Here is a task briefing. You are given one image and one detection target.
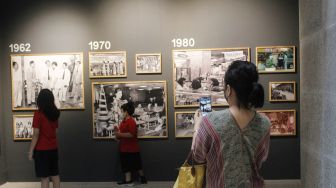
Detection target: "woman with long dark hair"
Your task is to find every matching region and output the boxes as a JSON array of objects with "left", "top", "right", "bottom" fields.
[
  {"left": 28, "top": 89, "right": 61, "bottom": 188},
  {"left": 192, "top": 61, "right": 271, "bottom": 187}
]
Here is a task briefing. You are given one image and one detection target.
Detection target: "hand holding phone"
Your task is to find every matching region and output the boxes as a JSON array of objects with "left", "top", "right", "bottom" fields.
[{"left": 199, "top": 96, "right": 212, "bottom": 116}]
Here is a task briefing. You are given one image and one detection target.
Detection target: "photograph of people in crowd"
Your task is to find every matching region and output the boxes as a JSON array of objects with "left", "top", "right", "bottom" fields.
[
  {"left": 270, "top": 82, "right": 296, "bottom": 102},
  {"left": 11, "top": 54, "right": 84, "bottom": 110},
  {"left": 173, "top": 48, "right": 249, "bottom": 107},
  {"left": 89, "top": 52, "right": 126, "bottom": 78},
  {"left": 92, "top": 81, "right": 167, "bottom": 139}
]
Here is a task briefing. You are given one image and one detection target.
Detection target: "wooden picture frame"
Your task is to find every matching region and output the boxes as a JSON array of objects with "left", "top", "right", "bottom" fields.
[
  {"left": 89, "top": 51, "right": 127, "bottom": 78},
  {"left": 256, "top": 46, "right": 296, "bottom": 73},
  {"left": 258, "top": 109, "right": 296, "bottom": 136},
  {"left": 13, "top": 115, "right": 34, "bottom": 141},
  {"left": 269, "top": 81, "right": 296, "bottom": 102},
  {"left": 92, "top": 81, "right": 168, "bottom": 139},
  {"left": 173, "top": 47, "right": 250, "bottom": 108},
  {"left": 11, "top": 53, "right": 85, "bottom": 111},
  {"left": 175, "top": 111, "right": 195, "bottom": 138},
  {"left": 135, "top": 53, "right": 162, "bottom": 74}
]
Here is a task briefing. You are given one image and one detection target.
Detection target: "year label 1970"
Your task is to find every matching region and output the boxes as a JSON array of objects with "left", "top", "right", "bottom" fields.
[{"left": 88, "top": 41, "right": 112, "bottom": 51}]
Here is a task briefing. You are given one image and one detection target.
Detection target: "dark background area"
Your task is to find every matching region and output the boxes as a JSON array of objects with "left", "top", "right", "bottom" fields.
[{"left": 0, "top": 0, "right": 300, "bottom": 182}]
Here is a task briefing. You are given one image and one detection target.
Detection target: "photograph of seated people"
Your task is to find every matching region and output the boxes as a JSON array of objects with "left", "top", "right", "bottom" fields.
[
  {"left": 93, "top": 83, "right": 167, "bottom": 138},
  {"left": 174, "top": 49, "right": 247, "bottom": 106}
]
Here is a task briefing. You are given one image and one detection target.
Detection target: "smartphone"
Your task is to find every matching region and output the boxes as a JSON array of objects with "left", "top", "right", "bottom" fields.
[{"left": 199, "top": 96, "right": 212, "bottom": 116}]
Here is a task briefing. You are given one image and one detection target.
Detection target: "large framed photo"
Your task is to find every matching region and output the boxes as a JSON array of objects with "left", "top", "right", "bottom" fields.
[
  {"left": 256, "top": 46, "right": 296, "bottom": 73},
  {"left": 136, "top": 53, "right": 162, "bottom": 74},
  {"left": 258, "top": 110, "right": 296, "bottom": 136},
  {"left": 173, "top": 47, "right": 250, "bottom": 108},
  {"left": 269, "top": 81, "right": 296, "bottom": 102},
  {"left": 11, "top": 53, "right": 85, "bottom": 111},
  {"left": 89, "top": 51, "right": 127, "bottom": 78},
  {"left": 92, "top": 81, "right": 168, "bottom": 139},
  {"left": 13, "top": 115, "right": 33, "bottom": 141},
  {"left": 175, "top": 111, "right": 195, "bottom": 138}
]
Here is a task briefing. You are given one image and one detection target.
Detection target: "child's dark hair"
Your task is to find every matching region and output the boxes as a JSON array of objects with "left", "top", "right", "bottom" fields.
[
  {"left": 121, "top": 101, "right": 135, "bottom": 116},
  {"left": 224, "top": 60, "right": 264, "bottom": 109},
  {"left": 37, "top": 89, "right": 60, "bottom": 121}
]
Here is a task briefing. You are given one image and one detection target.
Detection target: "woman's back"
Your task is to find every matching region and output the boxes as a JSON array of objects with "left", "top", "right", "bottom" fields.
[{"left": 193, "top": 109, "right": 271, "bottom": 187}]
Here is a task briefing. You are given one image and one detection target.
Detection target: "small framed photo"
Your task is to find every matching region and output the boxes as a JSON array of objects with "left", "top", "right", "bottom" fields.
[
  {"left": 135, "top": 53, "right": 162, "bottom": 74},
  {"left": 175, "top": 111, "right": 195, "bottom": 138},
  {"left": 89, "top": 51, "right": 127, "bottom": 78},
  {"left": 269, "top": 81, "right": 296, "bottom": 102},
  {"left": 13, "top": 115, "right": 34, "bottom": 141},
  {"left": 258, "top": 110, "right": 296, "bottom": 136},
  {"left": 256, "top": 46, "right": 296, "bottom": 73}
]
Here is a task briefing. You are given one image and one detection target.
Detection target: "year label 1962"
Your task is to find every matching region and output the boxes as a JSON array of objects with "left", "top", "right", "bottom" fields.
[
  {"left": 88, "top": 41, "right": 111, "bottom": 51},
  {"left": 171, "top": 38, "right": 195, "bottom": 48},
  {"left": 9, "top": 43, "right": 31, "bottom": 53}
]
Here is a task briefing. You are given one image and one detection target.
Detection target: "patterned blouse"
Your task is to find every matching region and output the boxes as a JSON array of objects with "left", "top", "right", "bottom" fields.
[{"left": 192, "top": 110, "right": 271, "bottom": 188}]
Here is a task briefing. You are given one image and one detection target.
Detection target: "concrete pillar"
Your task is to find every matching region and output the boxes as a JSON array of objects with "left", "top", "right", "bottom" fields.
[{"left": 300, "top": 0, "right": 336, "bottom": 187}]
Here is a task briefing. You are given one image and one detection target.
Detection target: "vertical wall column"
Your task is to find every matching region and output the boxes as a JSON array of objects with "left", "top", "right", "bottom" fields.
[{"left": 300, "top": 0, "right": 336, "bottom": 187}]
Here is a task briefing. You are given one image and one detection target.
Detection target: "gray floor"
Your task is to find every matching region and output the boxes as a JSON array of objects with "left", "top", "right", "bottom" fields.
[{"left": 0, "top": 180, "right": 301, "bottom": 188}]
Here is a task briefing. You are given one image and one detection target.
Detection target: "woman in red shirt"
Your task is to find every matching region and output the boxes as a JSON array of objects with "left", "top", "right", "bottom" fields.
[
  {"left": 114, "top": 102, "right": 147, "bottom": 186},
  {"left": 28, "top": 89, "right": 60, "bottom": 188}
]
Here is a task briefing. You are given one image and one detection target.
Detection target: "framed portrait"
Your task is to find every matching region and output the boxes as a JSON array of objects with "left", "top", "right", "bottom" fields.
[
  {"left": 13, "top": 115, "right": 34, "bottom": 141},
  {"left": 256, "top": 46, "right": 296, "bottom": 73},
  {"left": 89, "top": 51, "right": 127, "bottom": 78},
  {"left": 11, "top": 53, "right": 85, "bottom": 111},
  {"left": 258, "top": 109, "right": 296, "bottom": 136},
  {"left": 175, "top": 111, "right": 195, "bottom": 138},
  {"left": 92, "top": 81, "right": 168, "bottom": 139},
  {"left": 269, "top": 81, "right": 296, "bottom": 102},
  {"left": 173, "top": 47, "right": 250, "bottom": 108},
  {"left": 135, "top": 53, "right": 162, "bottom": 74}
]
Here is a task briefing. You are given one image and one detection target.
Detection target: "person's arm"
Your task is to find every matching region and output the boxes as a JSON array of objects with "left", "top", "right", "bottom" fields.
[
  {"left": 192, "top": 116, "right": 213, "bottom": 163},
  {"left": 28, "top": 128, "right": 39, "bottom": 160},
  {"left": 255, "top": 128, "right": 271, "bottom": 169}
]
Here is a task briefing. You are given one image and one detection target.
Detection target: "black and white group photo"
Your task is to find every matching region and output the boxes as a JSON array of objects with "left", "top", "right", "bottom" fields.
[
  {"left": 175, "top": 112, "right": 195, "bottom": 138},
  {"left": 270, "top": 82, "right": 296, "bottom": 102},
  {"left": 11, "top": 53, "right": 85, "bottom": 110},
  {"left": 135, "top": 53, "right": 162, "bottom": 74},
  {"left": 89, "top": 52, "right": 127, "bottom": 78},
  {"left": 13, "top": 115, "right": 33, "bottom": 141},
  {"left": 173, "top": 48, "right": 250, "bottom": 107},
  {"left": 92, "top": 81, "right": 167, "bottom": 139}
]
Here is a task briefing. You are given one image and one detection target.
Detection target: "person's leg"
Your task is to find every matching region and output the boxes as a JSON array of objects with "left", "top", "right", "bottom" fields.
[
  {"left": 41, "top": 177, "right": 49, "bottom": 188},
  {"left": 51, "top": 175, "right": 60, "bottom": 188},
  {"left": 125, "top": 172, "right": 132, "bottom": 182}
]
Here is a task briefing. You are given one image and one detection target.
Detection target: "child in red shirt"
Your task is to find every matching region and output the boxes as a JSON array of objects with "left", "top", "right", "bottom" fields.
[
  {"left": 115, "top": 102, "right": 147, "bottom": 186},
  {"left": 28, "top": 89, "right": 60, "bottom": 188}
]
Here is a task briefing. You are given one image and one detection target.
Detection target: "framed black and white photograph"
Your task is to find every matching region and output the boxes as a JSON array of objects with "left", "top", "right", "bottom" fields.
[
  {"left": 175, "top": 111, "right": 195, "bottom": 138},
  {"left": 92, "top": 81, "right": 168, "bottom": 139},
  {"left": 89, "top": 51, "right": 127, "bottom": 78},
  {"left": 13, "top": 115, "right": 33, "bottom": 141},
  {"left": 269, "top": 81, "right": 296, "bottom": 102},
  {"left": 11, "top": 53, "right": 85, "bottom": 111},
  {"left": 173, "top": 47, "right": 250, "bottom": 108},
  {"left": 135, "top": 53, "right": 162, "bottom": 74},
  {"left": 256, "top": 46, "right": 296, "bottom": 73}
]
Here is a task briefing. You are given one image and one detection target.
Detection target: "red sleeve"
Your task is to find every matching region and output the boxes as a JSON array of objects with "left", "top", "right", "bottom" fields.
[
  {"left": 32, "top": 111, "right": 41, "bottom": 129},
  {"left": 127, "top": 119, "right": 137, "bottom": 138},
  {"left": 192, "top": 117, "right": 213, "bottom": 163}
]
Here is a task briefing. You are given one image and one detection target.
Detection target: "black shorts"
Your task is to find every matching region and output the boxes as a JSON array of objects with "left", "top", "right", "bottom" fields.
[
  {"left": 120, "top": 152, "right": 143, "bottom": 173},
  {"left": 33, "top": 149, "right": 59, "bottom": 178}
]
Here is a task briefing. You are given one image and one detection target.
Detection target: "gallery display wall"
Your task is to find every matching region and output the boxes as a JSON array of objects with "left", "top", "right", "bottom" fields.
[{"left": 0, "top": 0, "right": 300, "bottom": 181}]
